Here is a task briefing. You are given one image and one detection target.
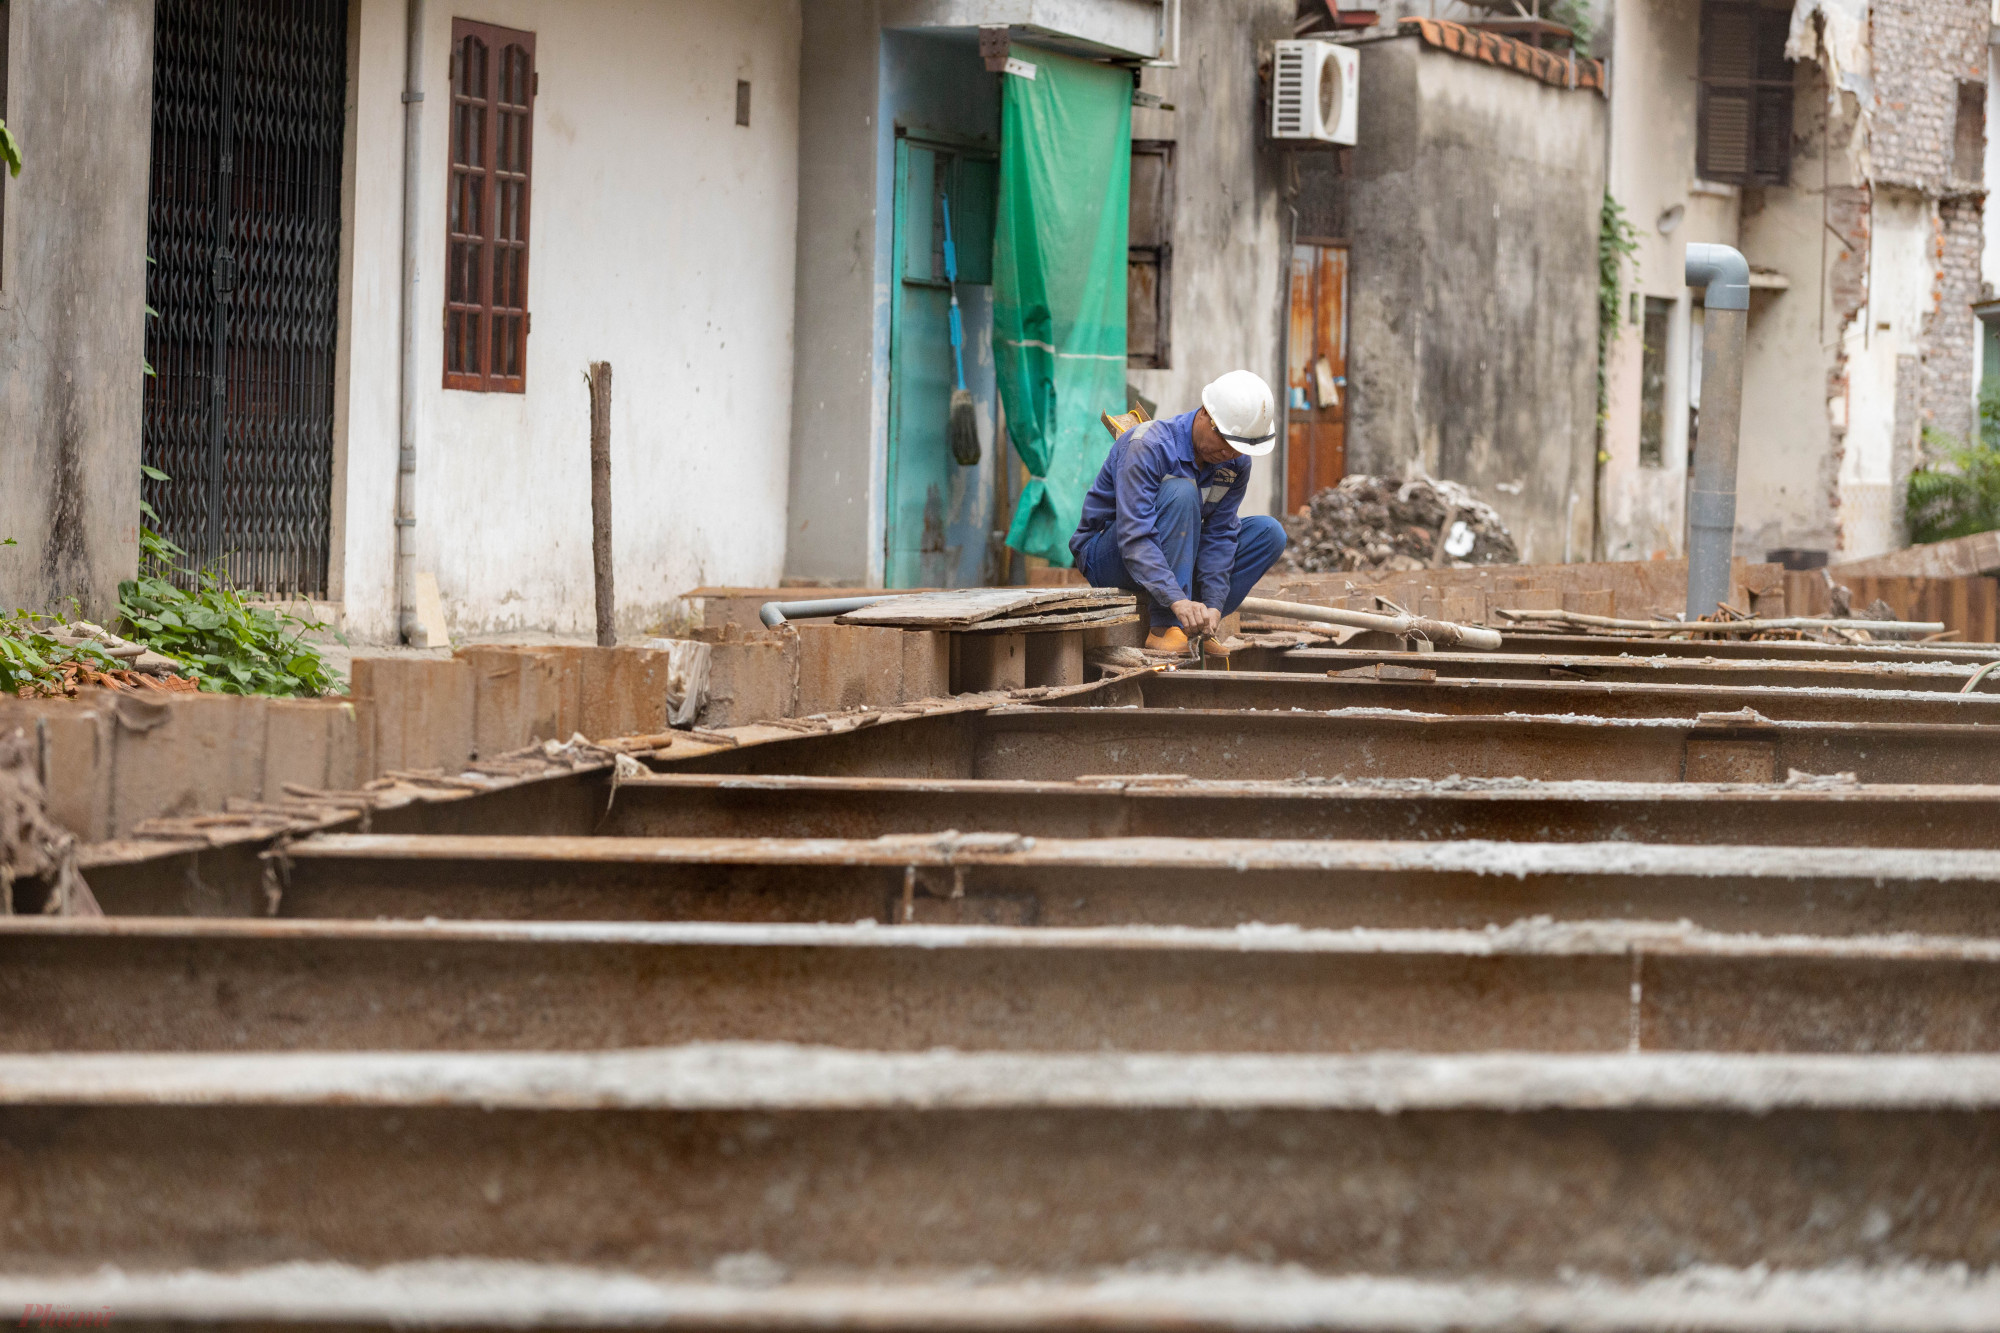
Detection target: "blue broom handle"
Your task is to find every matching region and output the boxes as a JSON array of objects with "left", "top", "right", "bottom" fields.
[
  {"left": 941, "top": 193, "right": 960, "bottom": 283},
  {"left": 942, "top": 194, "right": 967, "bottom": 392}
]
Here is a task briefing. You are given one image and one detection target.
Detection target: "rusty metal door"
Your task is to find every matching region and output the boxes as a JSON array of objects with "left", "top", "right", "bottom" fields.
[{"left": 1285, "top": 243, "right": 1347, "bottom": 512}]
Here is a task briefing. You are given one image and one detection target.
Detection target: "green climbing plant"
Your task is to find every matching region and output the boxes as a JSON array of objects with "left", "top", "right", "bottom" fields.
[
  {"left": 0, "top": 117, "right": 20, "bottom": 178},
  {"left": 1595, "top": 191, "right": 1640, "bottom": 438},
  {"left": 1906, "top": 386, "right": 2000, "bottom": 545}
]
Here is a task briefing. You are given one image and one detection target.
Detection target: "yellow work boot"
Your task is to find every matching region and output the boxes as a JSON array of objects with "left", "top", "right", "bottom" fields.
[{"left": 1145, "top": 626, "right": 1189, "bottom": 652}]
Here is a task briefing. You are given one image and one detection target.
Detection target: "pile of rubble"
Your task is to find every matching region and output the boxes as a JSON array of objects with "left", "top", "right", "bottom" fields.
[{"left": 1277, "top": 475, "right": 1519, "bottom": 575}]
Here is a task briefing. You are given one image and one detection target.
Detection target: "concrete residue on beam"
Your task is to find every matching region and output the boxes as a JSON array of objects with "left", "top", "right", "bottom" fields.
[{"left": 9, "top": 1044, "right": 2000, "bottom": 1109}]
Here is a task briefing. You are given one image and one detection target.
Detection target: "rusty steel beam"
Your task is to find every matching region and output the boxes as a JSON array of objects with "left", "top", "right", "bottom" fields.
[
  {"left": 254, "top": 834, "right": 2000, "bottom": 937},
  {"left": 1230, "top": 647, "right": 1995, "bottom": 693},
  {"left": 602, "top": 773, "right": 2000, "bottom": 849},
  {"left": 4, "top": 1047, "right": 2000, "bottom": 1277},
  {"left": 1120, "top": 670, "right": 2000, "bottom": 725},
  {"left": 669, "top": 704, "right": 2000, "bottom": 786},
  {"left": 5, "top": 918, "right": 2000, "bottom": 1056}
]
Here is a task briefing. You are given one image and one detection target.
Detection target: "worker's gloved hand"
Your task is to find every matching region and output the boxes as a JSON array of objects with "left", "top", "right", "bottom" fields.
[{"left": 1171, "top": 600, "right": 1221, "bottom": 637}]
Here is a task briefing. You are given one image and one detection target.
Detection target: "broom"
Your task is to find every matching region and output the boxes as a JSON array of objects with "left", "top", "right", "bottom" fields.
[{"left": 941, "top": 194, "right": 980, "bottom": 467}]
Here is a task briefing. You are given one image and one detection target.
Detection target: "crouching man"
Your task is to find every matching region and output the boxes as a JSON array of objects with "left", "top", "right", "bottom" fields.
[{"left": 1070, "top": 370, "right": 1289, "bottom": 651}]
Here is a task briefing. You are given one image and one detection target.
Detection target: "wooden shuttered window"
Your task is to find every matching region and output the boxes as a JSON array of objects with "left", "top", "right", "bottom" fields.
[
  {"left": 1128, "top": 141, "right": 1174, "bottom": 370},
  {"left": 445, "top": 18, "right": 535, "bottom": 392},
  {"left": 1696, "top": 0, "right": 1794, "bottom": 186}
]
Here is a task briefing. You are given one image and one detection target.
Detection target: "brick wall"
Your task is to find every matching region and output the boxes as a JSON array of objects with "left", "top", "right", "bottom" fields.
[
  {"left": 1868, "top": 0, "right": 1988, "bottom": 191},
  {"left": 1870, "top": 0, "right": 1987, "bottom": 459},
  {"left": 1923, "top": 194, "right": 1985, "bottom": 443}
]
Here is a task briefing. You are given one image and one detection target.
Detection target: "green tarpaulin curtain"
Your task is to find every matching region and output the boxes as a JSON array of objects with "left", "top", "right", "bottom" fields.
[{"left": 993, "top": 43, "right": 1132, "bottom": 567}]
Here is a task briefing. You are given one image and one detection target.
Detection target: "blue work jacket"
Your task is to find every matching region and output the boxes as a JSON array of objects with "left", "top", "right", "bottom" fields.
[{"left": 1069, "top": 409, "right": 1250, "bottom": 611}]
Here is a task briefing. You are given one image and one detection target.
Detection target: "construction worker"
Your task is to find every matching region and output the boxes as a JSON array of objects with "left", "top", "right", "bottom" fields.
[{"left": 1071, "top": 370, "right": 1288, "bottom": 651}]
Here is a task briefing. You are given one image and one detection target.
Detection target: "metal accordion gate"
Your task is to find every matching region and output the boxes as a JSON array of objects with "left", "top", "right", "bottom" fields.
[{"left": 143, "top": 0, "right": 348, "bottom": 597}]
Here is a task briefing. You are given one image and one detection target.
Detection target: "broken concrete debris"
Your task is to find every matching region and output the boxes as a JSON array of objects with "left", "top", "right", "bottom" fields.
[{"left": 1277, "top": 475, "right": 1520, "bottom": 575}]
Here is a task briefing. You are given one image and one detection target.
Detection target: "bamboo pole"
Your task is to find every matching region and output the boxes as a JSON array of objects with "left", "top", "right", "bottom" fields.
[
  {"left": 588, "top": 362, "right": 615, "bottom": 648},
  {"left": 1495, "top": 608, "right": 1945, "bottom": 637},
  {"left": 1238, "top": 597, "right": 1504, "bottom": 651}
]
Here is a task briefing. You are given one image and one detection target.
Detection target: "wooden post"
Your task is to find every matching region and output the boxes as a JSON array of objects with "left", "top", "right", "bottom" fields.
[{"left": 588, "top": 362, "right": 615, "bottom": 647}]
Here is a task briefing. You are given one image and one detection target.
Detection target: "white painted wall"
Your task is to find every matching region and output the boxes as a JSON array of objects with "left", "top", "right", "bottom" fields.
[{"left": 340, "top": 0, "right": 802, "bottom": 642}]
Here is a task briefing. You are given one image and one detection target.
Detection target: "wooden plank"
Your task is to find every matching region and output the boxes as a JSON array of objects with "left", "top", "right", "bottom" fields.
[
  {"left": 839, "top": 588, "right": 1046, "bottom": 625},
  {"left": 961, "top": 609, "right": 1141, "bottom": 634},
  {"left": 1830, "top": 531, "right": 2000, "bottom": 580},
  {"left": 838, "top": 588, "right": 1123, "bottom": 628}
]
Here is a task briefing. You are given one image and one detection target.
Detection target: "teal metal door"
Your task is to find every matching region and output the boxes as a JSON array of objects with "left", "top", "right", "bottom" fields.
[{"left": 887, "top": 136, "right": 998, "bottom": 588}]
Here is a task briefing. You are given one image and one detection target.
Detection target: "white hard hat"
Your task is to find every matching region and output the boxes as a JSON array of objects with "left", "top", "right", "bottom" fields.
[{"left": 1200, "top": 370, "right": 1277, "bottom": 457}]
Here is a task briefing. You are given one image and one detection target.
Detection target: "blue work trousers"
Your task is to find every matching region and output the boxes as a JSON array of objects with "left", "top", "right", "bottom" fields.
[{"left": 1079, "top": 478, "right": 1288, "bottom": 630}]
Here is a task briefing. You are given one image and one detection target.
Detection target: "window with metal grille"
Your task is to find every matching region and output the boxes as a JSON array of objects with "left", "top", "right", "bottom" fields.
[
  {"left": 1128, "top": 140, "right": 1174, "bottom": 370},
  {"left": 1696, "top": 0, "right": 1793, "bottom": 186},
  {"left": 445, "top": 18, "right": 534, "bottom": 392}
]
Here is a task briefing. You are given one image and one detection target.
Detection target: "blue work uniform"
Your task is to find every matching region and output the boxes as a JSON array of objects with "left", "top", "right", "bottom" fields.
[{"left": 1070, "top": 410, "right": 1288, "bottom": 630}]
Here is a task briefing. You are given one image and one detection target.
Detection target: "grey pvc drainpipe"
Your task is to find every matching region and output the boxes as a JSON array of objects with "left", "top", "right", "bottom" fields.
[
  {"left": 395, "top": 0, "right": 426, "bottom": 644},
  {"left": 759, "top": 595, "right": 899, "bottom": 628},
  {"left": 1683, "top": 243, "right": 1750, "bottom": 622}
]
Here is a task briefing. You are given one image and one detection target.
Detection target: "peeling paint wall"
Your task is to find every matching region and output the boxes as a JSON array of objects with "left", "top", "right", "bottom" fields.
[
  {"left": 0, "top": 0, "right": 152, "bottom": 618},
  {"left": 1733, "top": 57, "right": 1848, "bottom": 562},
  {"left": 784, "top": 0, "right": 885, "bottom": 587},
  {"left": 339, "top": 0, "right": 803, "bottom": 642},
  {"left": 1343, "top": 38, "right": 1607, "bottom": 565}
]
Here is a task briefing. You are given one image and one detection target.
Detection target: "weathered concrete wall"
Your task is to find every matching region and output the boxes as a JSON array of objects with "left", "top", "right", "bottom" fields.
[
  {"left": 0, "top": 0, "right": 152, "bottom": 618},
  {"left": 1126, "top": 0, "right": 1291, "bottom": 524},
  {"left": 339, "top": 0, "right": 803, "bottom": 643},
  {"left": 1344, "top": 38, "right": 1606, "bottom": 564},
  {"left": 784, "top": 0, "right": 885, "bottom": 587},
  {"left": 1733, "top": 57, "right": 1847, "bottom": 563}
]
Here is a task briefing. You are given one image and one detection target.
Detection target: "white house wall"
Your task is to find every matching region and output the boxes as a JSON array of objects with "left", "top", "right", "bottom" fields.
[{"left": 340, "top": 0, "right": 801, "bottom": 643}]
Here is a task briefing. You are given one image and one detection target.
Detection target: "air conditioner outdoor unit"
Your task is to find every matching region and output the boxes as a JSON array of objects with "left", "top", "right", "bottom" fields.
[{"left": 1271, "top": 39, "right": 1358, "bottom": 145}]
